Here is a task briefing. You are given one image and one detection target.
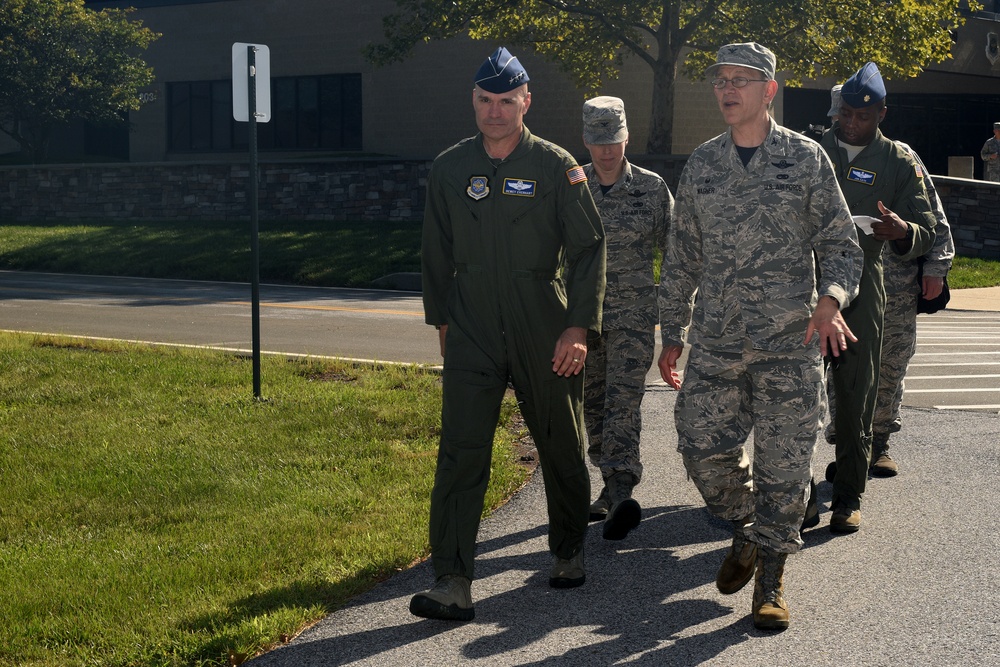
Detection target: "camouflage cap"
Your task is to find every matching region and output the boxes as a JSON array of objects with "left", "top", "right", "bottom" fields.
[
  {"left": 474, "top": 46, "right": 529, "bottom": 94},
  {"left": 582, "top": 96, "right": 628, "bottom": 144},
  {"left": 827, "top": 84, "right": 843, "bottom": 117},
  {"left": 994, "top": 121, "right": 1000, "bottom": 130},
  {"left": 705, "top": 42, "right": 776, "bottom": 80},
  {"left": 841, "top": 62, "right": 885, "bottom": 108}
]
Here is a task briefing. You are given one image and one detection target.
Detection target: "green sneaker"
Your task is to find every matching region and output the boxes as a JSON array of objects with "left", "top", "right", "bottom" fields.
[
  {"left": 870, "top": 435, "right": 898, "bottom": 477},
  {"left": 830, "top": 504, "right": 861, "bottom": 534},
  {"left": 409, "top": 574, "right": 474, "bottom": 621},
  {"left": 549, "top": 550, "right": 585, "bottom": 589}
]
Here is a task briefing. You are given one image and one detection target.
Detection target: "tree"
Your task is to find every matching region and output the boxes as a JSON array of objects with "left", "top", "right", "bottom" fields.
[
  {"left": 0, "top": 0, "right": 159, "bottom": 161},
  {"left": 365, "top": 0, "right": 973, "bottom": 153}
]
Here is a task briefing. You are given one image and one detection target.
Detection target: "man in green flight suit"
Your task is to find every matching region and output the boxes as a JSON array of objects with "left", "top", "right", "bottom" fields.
[
  {"left": 410, "top": 47, "right": 607, "bottom": 622},
  {"left": 819, "top": 62, "right": 936, "bottom": 533}
]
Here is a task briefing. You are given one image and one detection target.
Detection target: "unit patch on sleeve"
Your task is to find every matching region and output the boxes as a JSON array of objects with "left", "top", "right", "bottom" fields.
[
  {"left": 566, "top": 165, "right": 587, "bottom": 185},
  {"left": 502, "top": 178, "right": 536, "bottom": 197},
  {"left": 847, "top": 167, "right": 876, "bottom": 186},
  {"left": 467, "top": 176, "right": 490, "bottom": 200}
]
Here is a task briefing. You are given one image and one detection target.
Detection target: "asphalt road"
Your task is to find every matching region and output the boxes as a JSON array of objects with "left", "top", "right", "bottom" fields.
[
  {"left": 3, "top": 270, "right": 999, "bottom": 411},
  {"left": 0, "top": 270, "right": 438, "bottom": 365},
  {"left": 3, "top": 270, "right": 999, "bottom": 665}
]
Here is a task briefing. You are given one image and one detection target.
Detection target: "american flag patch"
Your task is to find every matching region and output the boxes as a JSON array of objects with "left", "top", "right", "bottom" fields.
[
  {"left": 914, "top": 163, "right": 924, "bottom": 179},
  {"left": 566, "top": 165, "right": 587, "bottom": 185}
]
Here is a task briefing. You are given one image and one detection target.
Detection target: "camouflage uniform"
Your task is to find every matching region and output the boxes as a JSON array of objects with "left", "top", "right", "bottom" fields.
[
  {"left": 981, "top": 135, "right": 1000, "bottom": 183},
  {"left": 660, "top": 119, "right": 862, "bottom": 553},
  {"left": 583, "top": 159, "right": 673, "bottom": 484},
  {"left": 874, "top": 146, "right": 954, "bottom": 441}
]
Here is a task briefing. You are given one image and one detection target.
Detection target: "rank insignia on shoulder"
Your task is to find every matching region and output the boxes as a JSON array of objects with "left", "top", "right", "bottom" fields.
[
  {"left": 847, "top": 167, "right": 876, "bottom": 186},
  {"left": 503, "top": 178, "right": 536, "bottom": 197},
  {"left": 566, "top": 165, "right": 587, "bottom": 185},
  {"left": 467, "top": 176, "right": 490, "bottom": 200}
]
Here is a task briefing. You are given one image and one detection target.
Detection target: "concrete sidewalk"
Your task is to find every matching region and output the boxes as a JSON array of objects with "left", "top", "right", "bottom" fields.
[{"left": 947, "top": 285, "right": 1000, "bottom": 311}]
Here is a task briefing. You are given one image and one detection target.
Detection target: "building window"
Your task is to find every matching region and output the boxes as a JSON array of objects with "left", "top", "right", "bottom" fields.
[{"left": 167, "top": 74, "right": 362, "bottom": 152}]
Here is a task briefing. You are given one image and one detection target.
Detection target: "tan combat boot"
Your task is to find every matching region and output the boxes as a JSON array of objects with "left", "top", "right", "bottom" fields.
[
  {"left": 716, "top": 518, "right": 757, "bottom": 594},
  {"left": 752, "top": 551, "right": 789, "bottom": 631}
]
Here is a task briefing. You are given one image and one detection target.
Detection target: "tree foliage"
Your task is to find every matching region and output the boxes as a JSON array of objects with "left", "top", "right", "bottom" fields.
[
  {"left": 0, "top": 0, "right": 159, "bottom": 161},
  {"left": 365, "top": 0, "right": 973, "bottom": 152}
]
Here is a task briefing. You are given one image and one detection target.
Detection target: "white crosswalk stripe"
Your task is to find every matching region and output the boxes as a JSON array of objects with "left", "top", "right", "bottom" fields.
[{"left": 910, "top": 311, "right": 1000, "bottom": 412}]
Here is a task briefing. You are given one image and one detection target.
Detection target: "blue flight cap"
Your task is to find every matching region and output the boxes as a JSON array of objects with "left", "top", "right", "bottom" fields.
[
  {"left": 841, "top": 62, "right": 886, "bottom": 108},
  {"left": 474, "top": 46, "right": 530, "bottom": 94}
]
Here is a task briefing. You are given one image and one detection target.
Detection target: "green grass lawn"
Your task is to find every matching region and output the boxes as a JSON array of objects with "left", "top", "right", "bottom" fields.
[
  {"left": 948, "top": 256, "right": 1000, "bottom": 289},
  {"left": 0, "top": 333, "right": 527, "bottom": 666},
  {"left": 0, "top": 220, "right": 421, "bottom": 288},
  {"left": 2, "top": 219, "right": 998, "bottom": 289}
]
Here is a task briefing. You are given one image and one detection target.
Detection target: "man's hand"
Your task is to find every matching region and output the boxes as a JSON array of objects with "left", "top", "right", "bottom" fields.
[
  {"left": 657, "top": 345, "right": 684, "bottom": 390},
  {"left": 437, "top": 324, "right": 448, "bottom": 358},
  {"left": 805, "top": 295, "right": 857, "bottom": 357},
  {"left": 922, "top": 275, "right": 944, "bottom": 301},
  {"left": 871, "top": 200, "right": 909, "bottom": 242},
  {"left": 552, "top": 326, "right": 588, "bottom": 377}
]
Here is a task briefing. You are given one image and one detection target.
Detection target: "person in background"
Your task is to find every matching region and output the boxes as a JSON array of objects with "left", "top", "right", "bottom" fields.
[
  {"left": 980, "top": 121, "right": 1000, "bottom": 182},
  {"left": 579, "top": 95, "right": 674, "bottom": 541},
  {"left": 823, "top": 83, "right": 954, "bottom": 480},
  {"left": 658, "top": 42, "right": 861, "bottom": 631},
  {"left": 871, "top": 145, "right": 955, "bottom": 475},
  {"left": 818, "top": 63, "right": 936, "bottom": 534},
  {"left": 412, "top": 46, "right": 606, "bottom": 622}
]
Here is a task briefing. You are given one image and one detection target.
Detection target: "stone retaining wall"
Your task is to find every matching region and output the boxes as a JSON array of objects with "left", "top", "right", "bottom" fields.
[
  {"left": 1, "top": 159, "right": 997, "bottom": 260},
  {"left": 0, "top": 159, "right": 432, "bottom": 222},
  {"left": 933, "top": 176, "right": 1000, "bottom": 260}
]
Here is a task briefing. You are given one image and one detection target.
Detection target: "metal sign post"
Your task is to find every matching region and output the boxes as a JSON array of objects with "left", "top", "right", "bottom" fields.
[{"left": 232, "top": 42, "right": 270, "bottom": 399}]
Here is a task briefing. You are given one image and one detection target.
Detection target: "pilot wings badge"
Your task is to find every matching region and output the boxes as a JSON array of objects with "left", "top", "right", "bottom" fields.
[{"left": 467, "top": 176, "right": 490, "bottom": 201}]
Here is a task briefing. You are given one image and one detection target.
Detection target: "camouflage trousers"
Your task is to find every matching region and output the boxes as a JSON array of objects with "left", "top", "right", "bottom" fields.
[
  {"left": 583, "top": 328, "right": 655, "bottom": 483},
  {"left": 875, "top": 249, "right": 921, "bottom": 437},
  {"left": 675, "top": 342, "right": 823, "bottom": 553}
]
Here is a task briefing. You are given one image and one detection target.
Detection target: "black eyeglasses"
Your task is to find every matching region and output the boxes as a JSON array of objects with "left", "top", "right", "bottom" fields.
[{"left": 710, "top": 77, "right": 769, "bottom": 89}]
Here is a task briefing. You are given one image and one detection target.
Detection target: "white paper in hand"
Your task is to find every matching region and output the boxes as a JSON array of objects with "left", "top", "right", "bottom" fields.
[{"left": 852, "top": 215, "right": 880, "bottom": 236}]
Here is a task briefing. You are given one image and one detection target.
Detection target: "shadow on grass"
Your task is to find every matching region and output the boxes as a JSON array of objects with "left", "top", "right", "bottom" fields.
[{"left": 0, "top": 220, "right": 422, "bottom": 288}]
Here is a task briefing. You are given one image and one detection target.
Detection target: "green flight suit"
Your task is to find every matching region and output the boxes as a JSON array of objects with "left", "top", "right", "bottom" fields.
[
  {"left": 422, "top": 126, "right": 606, "bottom": 580},
  {"left": 820, "top": 127, "right": 936, "bottom": 511}
]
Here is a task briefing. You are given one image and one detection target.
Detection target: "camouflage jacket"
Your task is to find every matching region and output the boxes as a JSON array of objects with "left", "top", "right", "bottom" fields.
[
  {"left": 981, "top": 136, "right": 1000, "bottom": 182},
  {"left": 895, "top": 142, "right": 954, "bottom": 277},
  {"left": 585, "top": 159, "right": 673, "bottom": 331},
  {"left": 659, "top": 119, "right": 862, "bottom": 352}
]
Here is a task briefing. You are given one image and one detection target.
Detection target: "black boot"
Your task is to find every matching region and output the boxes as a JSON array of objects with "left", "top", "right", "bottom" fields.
[{"left": 602, "top": 472, "right": 641, "bottom": 540}]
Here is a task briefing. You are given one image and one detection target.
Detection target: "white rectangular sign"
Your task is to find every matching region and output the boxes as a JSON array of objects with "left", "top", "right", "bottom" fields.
[{"left": 232, "top": 42, "right": 271, "bottom": 122}]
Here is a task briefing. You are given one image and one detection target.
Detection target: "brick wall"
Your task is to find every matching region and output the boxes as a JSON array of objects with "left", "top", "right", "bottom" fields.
[{"left": 0, "top": 156, "right": 686, "bottom": 224}]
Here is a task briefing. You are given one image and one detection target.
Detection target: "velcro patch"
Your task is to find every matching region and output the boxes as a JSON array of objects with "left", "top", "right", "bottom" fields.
[
  {"left": 566, "top": 166, "right": 587, "bottom": 185},
  {"left": 503, "top": 178, "right": 536, "bottom": 197},
  {"left": 847, "top": 167, "right": 876, "bottom": 186}
]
